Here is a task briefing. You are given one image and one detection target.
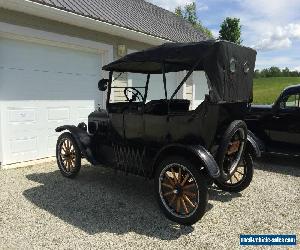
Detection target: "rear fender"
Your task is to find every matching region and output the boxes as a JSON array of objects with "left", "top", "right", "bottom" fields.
[
  {"left": 152, "top": 144, "right": 220, "bottom": 179},
  {"left": 247, "top": 130, "right": 264, "bottom": 159},
  {"left": 55, "top": 125, "right": 97, "bottom": 165}
]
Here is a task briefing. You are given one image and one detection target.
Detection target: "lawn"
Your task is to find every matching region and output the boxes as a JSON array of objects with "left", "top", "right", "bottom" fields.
[{"left": 253, "top": 77, "right": 300, "bottom": 104}]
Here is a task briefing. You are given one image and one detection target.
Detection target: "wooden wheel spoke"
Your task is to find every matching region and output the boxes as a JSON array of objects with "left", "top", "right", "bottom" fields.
[
  {"left": 236, "top": 170, "right": 244, "bottom": 175},
  {"left": 65, "top": 160, "right": 70, "bottom": 171},
  {"left": 171, "top": 168, "right": 178, "bottom": 184},
  {"left": 181, "top": 197, "right": 189, "bottom": 214},
  {"left": 162, "top": 182, "right": 174, "bottom": 189},
  {"left": 233, "top": 173, "right": 240, "bottom": 182},
  {"left": 176, "top": 197, "right": 181, "bottom": 213},
  {"left": 181, "top": 173, "right": 190, "bottom": 186},
  {"left": 67, "top": 140, "right": 72, "bottom": 150},
  {"left": 183, "top": 190, "right": 197, "bottom": 198},
  {"left": 65, "top": 140, "right": 69, "bottom": 150},
  {"left": 163, "top": 191, "right": 174, "bottom": 197},
  {"left": 178, "top": 167, "right": 182, "bottom": 184},
  {"left": 183, "top": 194, "right": 195, "bottom": 208},
  {"left": 183, "top": 182, "right": 196, "bottom": 190},
  {"left": 165, "top": 173, "right": 175, "bottom": 187},
  {"left": 169, "top": 195, "right": 177, "bottom": 206},
  {"left": 68, "top": 160, "right": 72, "bottom": 169}
]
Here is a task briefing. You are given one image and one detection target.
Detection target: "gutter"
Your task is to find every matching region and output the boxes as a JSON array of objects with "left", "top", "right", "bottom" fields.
[{"left": 0, "top": 0, "right": 171, "bottom": 46}]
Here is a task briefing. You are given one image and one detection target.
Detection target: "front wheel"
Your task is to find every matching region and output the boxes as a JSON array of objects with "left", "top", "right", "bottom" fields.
[
  {"left": 214, "top": 151, "right": 253, "bottom": 192},
  {"left": 155, "top": 156, "right": 208, "bottom": 225},
  {"left": 56, "top": 132, "right": 81, "bottom": 178}
]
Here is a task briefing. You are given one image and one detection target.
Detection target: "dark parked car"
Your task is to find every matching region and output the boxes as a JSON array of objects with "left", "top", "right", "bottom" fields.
[
  {"left": 55, "top": 40, "right": 259, "bottom": 225},
  {"left": 246, "top": 84, "right": 300, "bottom": 157}
]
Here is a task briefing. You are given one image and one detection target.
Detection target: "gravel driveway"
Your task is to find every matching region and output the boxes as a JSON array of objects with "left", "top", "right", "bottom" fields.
[{"left": 0, "top": 157, "right": 299, "bottom": 250}]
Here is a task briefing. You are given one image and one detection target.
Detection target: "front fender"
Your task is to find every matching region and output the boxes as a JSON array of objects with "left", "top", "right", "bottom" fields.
[
  {"left": 247, "top": 130, "right": 264, "bottom": 159},
  {"left": 153, "top": 144, "right": 220, "bottom": 179},
  {"left": 56, "top": 125, "right": 97, "bottom": 165}
]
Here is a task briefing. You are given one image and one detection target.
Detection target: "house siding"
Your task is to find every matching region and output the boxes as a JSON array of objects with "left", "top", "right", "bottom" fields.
[{"left": 0, "top": 8, "right": 152, "bottom": 60}]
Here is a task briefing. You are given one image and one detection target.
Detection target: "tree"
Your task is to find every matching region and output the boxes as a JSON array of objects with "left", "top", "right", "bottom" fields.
[
  {"left": 253, "top": 66, "right": 300, "bottom": 78},
  {"left": 268, "top": 66, "right": 282, "bottom": 77},
  {"left": 254, "top": 69, "right": 260, "bottom": 78},
  {"left": 175, "top": 7, "right": 183, "bottom": 17},
  {"left": 175, "top": 2, "right": 213, "bottom": 38},
  {"left": 219, "top": 17, "right": 242, "bottom": 44},
  {"left": 282, "top": 67, "right": 290, "bottom": 77}
]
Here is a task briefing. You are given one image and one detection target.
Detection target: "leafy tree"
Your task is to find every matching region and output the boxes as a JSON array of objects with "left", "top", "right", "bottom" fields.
[
  {"left": 254, "top": 67, "right": 300, "bottom": 78},
  {"left": 175, "top": 2, "right": 213, "bottom": 38},
  {"left": 282, "top": 67, "right": 290, "bottom": 77},
  {"left": 268, "top": 66, "right": 282, "bottom": 77},
  {"left": 254, "top": 69, "right": 260, "bottom": 78},
  {"left": 219, "top": 17, "right": 242, "bottom": 44},
  {"left": 175, "top": 7, "right": 183, "bottom": 17}
]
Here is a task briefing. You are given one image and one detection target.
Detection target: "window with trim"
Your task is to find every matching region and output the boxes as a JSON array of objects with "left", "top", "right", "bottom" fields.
[{"left": 280, "top": 94, "right": 300, "bottom": 109}]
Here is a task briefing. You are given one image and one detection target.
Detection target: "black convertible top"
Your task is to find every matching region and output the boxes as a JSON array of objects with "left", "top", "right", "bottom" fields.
[{"left": 103, "top": 40, "right": 257, "bottom": 103}]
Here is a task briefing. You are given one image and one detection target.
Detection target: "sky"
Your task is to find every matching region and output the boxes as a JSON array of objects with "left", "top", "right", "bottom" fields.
[{"left": 147, "top": 0, "right": 300, "bottom": 70}]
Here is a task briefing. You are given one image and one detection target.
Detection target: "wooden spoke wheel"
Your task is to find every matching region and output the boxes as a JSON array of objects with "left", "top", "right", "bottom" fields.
[
  {"left": 56, "top": 132, "right": 81, "bottom": 178},
  {"left": 223, "top": 128, "right": 246, "bottom": 176},
  {"left": 217, "top": 120, "right": 247, "bottom": 181},
  {"left": 214, "top": 151, "right": 253, "bottom": 193},
  {"left": 155, "top": 156, "right": 208, "bottom": 225}
]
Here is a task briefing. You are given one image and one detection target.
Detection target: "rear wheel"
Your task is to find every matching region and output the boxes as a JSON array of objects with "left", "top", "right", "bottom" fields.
[
  {"left": 56, "top": 132, "right": 81, "bottom": 178},
  {"left": 214, "top": 151, "right": 253, "bottom": 192},
  {"left": 155, "top": 156, "right": 208, "bottom": 225},
  {"left": 217, "top": 120, "right": 247, "bottom": 181}
]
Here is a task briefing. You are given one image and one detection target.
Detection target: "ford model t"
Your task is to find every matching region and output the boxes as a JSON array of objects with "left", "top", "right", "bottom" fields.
[{"left": 55, "top": 40, "right": 259, "bottom": 225}]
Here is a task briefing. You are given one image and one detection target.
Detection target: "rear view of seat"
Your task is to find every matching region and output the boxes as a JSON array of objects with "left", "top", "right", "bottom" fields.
[{"left": 144, "top": 99, "right": 190, "bottom": 115}]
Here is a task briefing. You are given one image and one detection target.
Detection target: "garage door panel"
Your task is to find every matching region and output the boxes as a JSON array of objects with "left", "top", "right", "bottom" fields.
[
  {"left": 10, "top": 137, "right": 38, "bottom": 155},
  {"left": 0, "top": 38, "right": 102, "bottom": 165},
  {"left": 8, "top": 108, "right": 37, "bottom": 123},
  {"left": 0, "top": 69, "right": 100, "bottom": 101},
  {"left": 0, "top": 38, "right": 100, "bottom": 75},
  {"left": 47, "top": 135, "right": 58, "bottom": 155},
  {"left": 47, "top": 107, "right": 70, "bottom": 122},
  {"left": 2, "top": 101, "right": 97, "bottom": 164}
]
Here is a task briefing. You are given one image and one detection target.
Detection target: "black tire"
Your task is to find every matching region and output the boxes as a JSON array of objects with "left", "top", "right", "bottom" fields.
[
  {"left": 214, "top": 151, "right": 253, "bottom": 192},
  {"left": 217, "top": 120, "right": 248, "bottom": 181},
  {"left": 155, "top": 156, "right": 208, "bottom": 225},
  {"left": 56, "top": 132, "right": 81, "bottom": 178}
]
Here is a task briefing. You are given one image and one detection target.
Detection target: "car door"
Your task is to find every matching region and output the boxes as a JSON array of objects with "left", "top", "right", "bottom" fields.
[
  {"left": 124, "top": 107, "right": 144, "bottom": 142},
  {"left": 267, "top": 93, "right": 300, "bottom": 145}
]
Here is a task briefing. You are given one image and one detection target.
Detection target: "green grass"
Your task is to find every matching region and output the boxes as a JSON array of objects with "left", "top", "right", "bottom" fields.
[{"left": 253, "top": 77, "right": 300, "bottom": 104}]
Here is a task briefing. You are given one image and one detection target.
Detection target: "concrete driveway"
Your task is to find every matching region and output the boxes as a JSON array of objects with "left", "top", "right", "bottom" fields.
[{"left": 0, "top": 157, "right": 299, "bottom": 249}]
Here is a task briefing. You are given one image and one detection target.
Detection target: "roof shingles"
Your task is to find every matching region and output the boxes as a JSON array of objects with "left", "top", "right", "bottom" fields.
[{"left": 28, "top": 0, "right": 207, "bottom": 42}]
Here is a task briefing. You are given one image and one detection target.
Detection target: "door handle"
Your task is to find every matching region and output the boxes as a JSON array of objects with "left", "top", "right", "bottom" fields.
[{"left": 273, "top": 116, "right": 280, "bottom": 119}]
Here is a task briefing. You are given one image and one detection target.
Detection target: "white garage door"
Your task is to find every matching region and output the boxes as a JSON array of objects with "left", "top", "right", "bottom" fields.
[{"left": 0, "top": 37, "right": 103, "bottom": 165}]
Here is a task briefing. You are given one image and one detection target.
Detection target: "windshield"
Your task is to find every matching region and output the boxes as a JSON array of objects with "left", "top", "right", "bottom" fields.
[{"left": 108, "top": 70, "right": 211, "bottom": 111}]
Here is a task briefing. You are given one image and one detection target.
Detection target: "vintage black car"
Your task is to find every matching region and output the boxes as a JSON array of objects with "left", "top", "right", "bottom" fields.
[
  {"left": 55, "top": 40, "right": 259, "bottom": 225},
  {"left": 246, "top": 84, "right": 300, "bottom": 157}
]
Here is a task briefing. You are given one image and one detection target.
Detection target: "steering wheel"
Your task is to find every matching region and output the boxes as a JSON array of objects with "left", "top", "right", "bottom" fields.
[{"left": 124, "top": 87, "right": 144, "bottom": 102}]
